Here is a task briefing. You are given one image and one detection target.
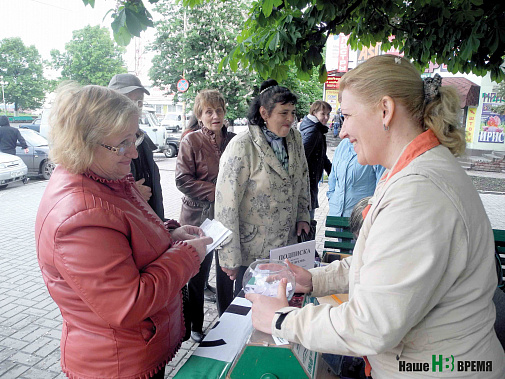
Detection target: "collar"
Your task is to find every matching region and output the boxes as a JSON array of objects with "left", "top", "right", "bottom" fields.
[
  {"left": 386, "top": 129, "right": 440, "bottom": 183},
  {"left": 362, "top": 129, "right": 440, "bottom": 219}
]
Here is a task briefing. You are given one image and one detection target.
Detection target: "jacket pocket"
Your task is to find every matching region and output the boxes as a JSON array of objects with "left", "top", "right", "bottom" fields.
[
  {"left": 239, "top": 222, "right": 257, "bottom": 243},
  {"left": 140, "top": 317, "right": 157, "bottom": 344}
]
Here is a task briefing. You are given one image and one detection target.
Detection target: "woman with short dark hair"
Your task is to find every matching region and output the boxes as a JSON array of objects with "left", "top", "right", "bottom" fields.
[{"left": 214, "top": 79, "right": 311, "bottom": 311}]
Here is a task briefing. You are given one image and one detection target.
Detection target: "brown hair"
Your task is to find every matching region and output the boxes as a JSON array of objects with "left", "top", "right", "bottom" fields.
[
  {"left": 49, "top": 82, "right": 138, "bottom": 174},
  {"left": 193, "top": 90, "right": 226, "bottom": 119},
  {"left": 339, "top": 55, "right": 465, "bottom": 156},
  {"left": 309, "top": 100, "right": 332, "bottom": 115}
]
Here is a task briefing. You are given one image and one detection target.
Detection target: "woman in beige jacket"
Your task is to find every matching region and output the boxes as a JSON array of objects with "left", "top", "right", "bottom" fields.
[
  {"left": 246, "top": 57, "right": 505, "bottom": 378},
  {"left": 214, "top": 79, "right": 311, "bottom": 311}
]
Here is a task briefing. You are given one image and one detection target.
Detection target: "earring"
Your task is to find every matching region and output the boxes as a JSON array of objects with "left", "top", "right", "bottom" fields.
[{"left": 383, "top": 124, "right": 389, "bottom": 131}]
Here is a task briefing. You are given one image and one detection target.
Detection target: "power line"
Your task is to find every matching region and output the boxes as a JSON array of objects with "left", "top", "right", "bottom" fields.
[{"left": 24, "top": 0, "right": 74, "bottom": 12}]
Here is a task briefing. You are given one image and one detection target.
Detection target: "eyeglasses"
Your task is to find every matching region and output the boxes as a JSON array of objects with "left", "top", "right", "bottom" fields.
[
  {"left": 135, "top": 100, "right": 143, "bottom": 109},
  {"left": 100, "top": 131, "right": 145, "bottom": 156}
]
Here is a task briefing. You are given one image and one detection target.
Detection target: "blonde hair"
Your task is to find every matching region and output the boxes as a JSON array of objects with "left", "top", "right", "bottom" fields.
[
  {"left": 49, "top": 82, "right": 139, "bottom": 174},
  {"left": 309, "top": 100, "right": 332, "bottom": 115},
  {"left": 339, "top": 55, "right": 465, "bottom": 156},
  {"left": 193, "top": 89, "right": 226, "bottom": 119}
]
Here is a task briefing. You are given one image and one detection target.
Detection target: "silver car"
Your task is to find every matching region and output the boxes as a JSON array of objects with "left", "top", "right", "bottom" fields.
[
  {"left": 0, "top": 152, "right": 28, "bottom": 189},
  {"left": 16, "top": 129, "right": 55, "bottom": 180}
]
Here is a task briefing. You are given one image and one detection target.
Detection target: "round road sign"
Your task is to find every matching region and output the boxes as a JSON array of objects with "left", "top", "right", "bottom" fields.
[{"left": 177, "top": 79, "right": 189, "bottom": 92}]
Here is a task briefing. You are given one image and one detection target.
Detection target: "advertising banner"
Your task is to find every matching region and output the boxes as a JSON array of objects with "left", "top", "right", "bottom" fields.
[
  {"left": 325, "top": 34, "right": 349, "bottom": 73},
  {"left": 478, "top": 92, "right": 504, "bottom": 144},
  {"left": 465, "top": 107, "right": 477, "bottom": 143}
]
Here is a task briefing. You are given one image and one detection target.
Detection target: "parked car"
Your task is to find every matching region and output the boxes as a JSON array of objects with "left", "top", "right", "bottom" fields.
[
  {"left": 0, "top": 152, "right": 28, "bottom": 189},
  {"left": 19, "top": 118, "right": 41, "bottom": 133},
  {"left": 16, "top": 129, "right": 55, "bottom": 180},
  {"left": 164, "top": 131, "right": 181, "bottom": 158}
]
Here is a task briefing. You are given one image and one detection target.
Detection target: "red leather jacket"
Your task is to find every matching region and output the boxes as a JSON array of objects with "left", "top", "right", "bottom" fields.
[{"left": 35, "top": 166, "right": 200, "bottom": 379}]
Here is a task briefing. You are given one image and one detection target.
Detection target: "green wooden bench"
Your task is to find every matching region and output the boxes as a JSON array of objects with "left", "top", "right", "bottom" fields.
[
  {"left": 323, "top": 216, "right": 356, "bottom": 262},
  {"left": 494, "top": 229, "right": 505, "bottom": 290}
]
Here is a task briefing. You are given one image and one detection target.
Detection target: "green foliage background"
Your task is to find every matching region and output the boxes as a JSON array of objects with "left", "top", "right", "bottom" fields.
[
  {"left": 0, "top": 37, "right": 47, "bottom": 113},
  {"left": 50, "top": 25, "right": 127, "bottom": 86}
]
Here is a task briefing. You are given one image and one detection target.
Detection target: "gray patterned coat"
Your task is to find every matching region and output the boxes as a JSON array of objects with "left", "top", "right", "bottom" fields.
[{"left": 215, "top": 123, "right": 311, "bottom": 269}]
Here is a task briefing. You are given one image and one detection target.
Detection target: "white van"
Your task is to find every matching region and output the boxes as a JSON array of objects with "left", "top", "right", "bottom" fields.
[
  {"left": 39, "top": 108, "right": 51, "bottom": 139},
  {"left": 161, "top": 113, "right": 189, "bottom": 132},
  {"left": 140, "top": 107, "right": 169, "bottom": 154}
]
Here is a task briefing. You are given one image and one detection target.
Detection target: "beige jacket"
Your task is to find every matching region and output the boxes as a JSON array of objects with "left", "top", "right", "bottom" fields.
[
  {"left": 273, "top": 141, "right": 505, "bottom": 378},
  {"left": 215, "top": 124, "right": 311, "bottom": 269}
]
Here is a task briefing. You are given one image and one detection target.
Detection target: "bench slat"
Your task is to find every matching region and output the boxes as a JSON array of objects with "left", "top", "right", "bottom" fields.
[
  {"left": 324, "top": 241, "right": 356, "bottom": 250},
  {"left": 325, "top": 230, "right": 355, "bottom": 240},
  {"left": 326, "top": 216, "right": 351, "bottom": 228}
]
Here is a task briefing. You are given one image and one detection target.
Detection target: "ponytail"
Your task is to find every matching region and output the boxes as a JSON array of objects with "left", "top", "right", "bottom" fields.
[{"left": 423, "top": 85, "right": 466, "bottom": 157}]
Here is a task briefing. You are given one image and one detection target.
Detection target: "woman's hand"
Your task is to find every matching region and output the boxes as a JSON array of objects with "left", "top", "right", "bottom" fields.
[
  {"left": 171, "top": 225, "right": 206, "bottom": 241},
  {"left": 245, "top": 278, "right": 290, "bottom": 334},
  {"left": 135, "top": 178, "right": 152, "bottom": 201},
  {"left": 221, "top": 267, "right": 239, "bottom": 280},
  {"left": 296, "top": 221, "right": 310, "bottom": 236},
  {"left": 285, "top": 259, "right": 313, "bottom": 294},
  {"left": 185, "top": 236, "right": 213, "bottom": 263}
]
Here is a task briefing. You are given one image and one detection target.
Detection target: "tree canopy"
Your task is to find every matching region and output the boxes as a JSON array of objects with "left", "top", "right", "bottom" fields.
[
  {"left": 0, "top": 37, "right": 47, "bottom": 114},
  {"left": 50, "top": 25, "right": 127, "bottom": 86},
  {"left": 149, "top": 0, "right": 262, "bottom": 122},
  {"left": 84, "top": 0, "right": 505, "bottom": 82}
]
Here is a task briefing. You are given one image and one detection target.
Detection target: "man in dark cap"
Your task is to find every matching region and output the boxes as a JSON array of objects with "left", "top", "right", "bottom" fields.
[
  {"left": 0, "top": 115, "right": 30, "bottom": 155},
  {"left": 108, "top": 74, "right": 165, "bottom": 220}
]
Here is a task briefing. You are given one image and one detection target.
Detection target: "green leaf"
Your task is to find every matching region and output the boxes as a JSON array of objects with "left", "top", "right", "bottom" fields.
[
  {"left": 268, "top": 31, "right": 280, "bottom": 50},
  {"left": 263, "top": 0, "right": 274, "bottom": 17},
  {"left": 134, "top": 9, "right": 154, "bottom": 28},
  {"left": 111, "top": 9, "right": 126, "bottom": 34},
  {"left": 318, "top": 64, "right": 327, "bottom": 83},
  {"left": 114, "top": 26, "right": 132, "bottom": 46},
  {"left": 125, "top": 9, "right": 143, "bottom": 37},
  {"left": 296, "top": 69, "right": 311, "bottom": 81}
]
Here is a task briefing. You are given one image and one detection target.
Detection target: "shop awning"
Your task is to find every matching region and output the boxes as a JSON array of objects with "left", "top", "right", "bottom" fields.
[{"left": 442, "top": 77, "right": 480, "bottom": 108}]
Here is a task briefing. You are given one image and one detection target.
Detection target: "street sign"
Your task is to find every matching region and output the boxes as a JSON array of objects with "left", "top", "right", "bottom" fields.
[{"left": 177, "top": 78, "right": 189, "bottom": 92}]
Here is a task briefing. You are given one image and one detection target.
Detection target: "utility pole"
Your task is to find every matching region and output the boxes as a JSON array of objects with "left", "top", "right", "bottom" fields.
[
  {"left": 0, "top": 77, "right": 6, "bottom": 115},
  {"left": 181, "top": 9, "right": 187, "bottom": 131}
]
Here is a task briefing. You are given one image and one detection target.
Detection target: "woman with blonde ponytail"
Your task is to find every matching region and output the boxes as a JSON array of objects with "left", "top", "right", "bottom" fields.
[{"left": 246, "top": 55, "right": 505, "bottom": 379}]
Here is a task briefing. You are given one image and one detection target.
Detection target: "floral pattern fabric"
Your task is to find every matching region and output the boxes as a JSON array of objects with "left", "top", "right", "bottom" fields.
[{"left": 215, "top": 123, "right": 311, "bottom": 269}]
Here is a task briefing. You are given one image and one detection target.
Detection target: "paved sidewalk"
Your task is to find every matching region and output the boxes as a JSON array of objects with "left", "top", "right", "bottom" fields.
[{"left": 0, "top": 152, "right": 504, "bottom": 378}]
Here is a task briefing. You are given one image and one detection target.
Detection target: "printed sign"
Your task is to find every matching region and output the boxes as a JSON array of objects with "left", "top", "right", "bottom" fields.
[
  {"left": 465, "top": 107, "right": 477, "bottom": 143},
  {"left": 478, "top": 92, "right": 505, "bottom": 144},
  {"left": 270, "top": 240, "right": 316, "bottom": 270}
]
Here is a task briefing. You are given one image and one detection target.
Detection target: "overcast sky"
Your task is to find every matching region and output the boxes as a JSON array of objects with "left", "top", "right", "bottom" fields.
[{"left": 1, "top": 0, "right": 156, "bottom": 82}]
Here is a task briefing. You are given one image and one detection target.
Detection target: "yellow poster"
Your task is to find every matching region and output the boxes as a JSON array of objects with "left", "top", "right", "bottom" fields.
[
  {"left": 325, "top": 89, "right": 340, "bottom": 112},
  {"left": 465, "top": 107, "right": 477, "bottom": 143}
]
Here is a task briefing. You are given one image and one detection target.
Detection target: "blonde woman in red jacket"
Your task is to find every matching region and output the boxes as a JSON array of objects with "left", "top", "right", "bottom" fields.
[{"left": 36, "top": 82, "right": 212, "bottom": 379}]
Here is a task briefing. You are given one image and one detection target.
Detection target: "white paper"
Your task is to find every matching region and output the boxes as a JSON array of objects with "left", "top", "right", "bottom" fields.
[
  {"left": 269, "top": 240, "right": 316, "bottom": 270},
  {"left": 200, "top": 218, "right": 232, "bottom": 255},
  {"left": 272, "top": 335, "right": 290, "bottom": 346}
]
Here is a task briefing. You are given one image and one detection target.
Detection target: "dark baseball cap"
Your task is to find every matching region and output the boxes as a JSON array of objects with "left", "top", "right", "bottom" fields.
[{"left": 108, "top": 74, "right": 150, "bottom": 95}]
